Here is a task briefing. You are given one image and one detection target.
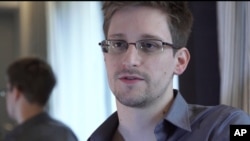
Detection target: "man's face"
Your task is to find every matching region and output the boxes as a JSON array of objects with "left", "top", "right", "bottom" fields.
[
  {"left": 104, "top": 6, "right": 186, "bottom": 108},
  {"left": 6, "top": 83, "right": 15, "bottom": 120}
]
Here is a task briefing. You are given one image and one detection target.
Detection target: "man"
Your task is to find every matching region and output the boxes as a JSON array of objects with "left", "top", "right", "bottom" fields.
[
  {"left": 88, "top": 1, "right": 250, "bottom": 141},
  {"left": 3, "top": 57, "right": 78, "bottom": 141}
]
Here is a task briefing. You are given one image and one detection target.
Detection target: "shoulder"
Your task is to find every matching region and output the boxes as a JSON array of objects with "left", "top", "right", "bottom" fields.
[
  {"left": 189, "top": 104, "right": 250, "bottom": 124},
  {"left": 210, "top": 104, "right": 250, "bottom": 124},
  {"left": 8, "top": 113, "right": 78, "bottom": 141},
  {"left": 187, "top": 104, "right": 250, "bottom": 140},
  {"left": 200, "top": 104, "right": 250, "bottom": 123},
  {"left": 40, "top": 116, "right": 78, "bottom": 140},
  {"left": 30, "top": 114, "right": 78, "bottom": 141}
]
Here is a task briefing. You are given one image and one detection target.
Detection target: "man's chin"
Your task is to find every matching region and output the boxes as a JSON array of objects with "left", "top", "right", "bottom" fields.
[{"left": 116, "top": 95, "right": 147, "bottom": 108}]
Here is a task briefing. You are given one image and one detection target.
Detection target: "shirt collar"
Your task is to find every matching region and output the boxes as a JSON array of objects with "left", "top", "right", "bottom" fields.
[
  {"left": 164, "top": 89, "right": 191, "bottom": 132},
  {"left": 88, "top": 112, "right": 119, "bottom": 141}
]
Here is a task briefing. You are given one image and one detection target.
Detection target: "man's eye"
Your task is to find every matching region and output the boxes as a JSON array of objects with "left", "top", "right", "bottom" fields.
[
  {"left": 114, "top": 42, "right": 124, "bottom": 47},
  {"left": 111, "top": 41, "right": 126, "bottom": 49},
  {"left": 140, "top": 41, "right": 161, "bottom": 52},
  {"left": 142, "top": 43, "right": 155, "bottom": 48},
  {"left": 109, "top": 41, "right": 127, "bottom": 53}
]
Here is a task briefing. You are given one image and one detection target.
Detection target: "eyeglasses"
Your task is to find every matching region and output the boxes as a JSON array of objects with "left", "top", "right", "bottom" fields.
[
  {"left": 99, "top": 39, "right": 178, "bottom": 56},
  {"left": 0, "top": 88, "right": 7, "bottom": 98}
]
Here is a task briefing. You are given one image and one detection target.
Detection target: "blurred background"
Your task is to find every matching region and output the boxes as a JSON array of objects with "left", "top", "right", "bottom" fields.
[{"left": 0, "top": 1, "right": 249, "bottom": 141}]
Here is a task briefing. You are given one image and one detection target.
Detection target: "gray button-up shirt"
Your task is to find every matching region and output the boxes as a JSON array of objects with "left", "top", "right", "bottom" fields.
[{"left": 88, "top": 89, "right": 250, "bottom": 141}]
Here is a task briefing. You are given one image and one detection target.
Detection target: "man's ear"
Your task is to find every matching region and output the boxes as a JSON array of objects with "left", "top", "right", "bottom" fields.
[
  {"left": 12, "top": 87, "right": 22, "bottom": 101},
  {"left": 174, "top": 47, "right": 190, "bottom": 75}
]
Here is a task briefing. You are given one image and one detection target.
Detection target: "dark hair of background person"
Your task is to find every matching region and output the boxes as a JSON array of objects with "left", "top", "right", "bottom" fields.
[{"left": 6, "top": 57, "right": 56, "bottom": 106}]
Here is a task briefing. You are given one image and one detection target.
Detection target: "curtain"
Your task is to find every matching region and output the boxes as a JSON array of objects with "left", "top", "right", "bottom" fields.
[
  {"left": 217, "top": 2, "right": 250, "bottom": 113},
  {"left": 46, "top": 2, "right": 116, "bottom": 140}
]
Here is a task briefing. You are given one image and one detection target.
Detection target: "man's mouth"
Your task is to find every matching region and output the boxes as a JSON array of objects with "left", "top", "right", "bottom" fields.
[
  {"left": 121, "top": 76, "right": 143, "bottom": 80},
  {"left": 119, "top": 75, "right": 144, "bottom": 84}
]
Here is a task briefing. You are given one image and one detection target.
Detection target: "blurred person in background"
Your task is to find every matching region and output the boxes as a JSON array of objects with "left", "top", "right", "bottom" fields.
[{"left": 2, "top": 57, "right": 78, "bottom": 141}]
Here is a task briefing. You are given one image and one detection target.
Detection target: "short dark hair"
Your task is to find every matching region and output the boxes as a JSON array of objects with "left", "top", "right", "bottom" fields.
[
  {"left": 6, "top": 57, "right": 56, "bottom": 106},
  {"left": 102, "top": 1, "right": 193, "bottom": 48}
]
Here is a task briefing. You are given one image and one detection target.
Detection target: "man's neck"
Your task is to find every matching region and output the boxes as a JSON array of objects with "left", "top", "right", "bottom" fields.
[{"left": 16, "top": 101, "right": 44, "bottom": 124}]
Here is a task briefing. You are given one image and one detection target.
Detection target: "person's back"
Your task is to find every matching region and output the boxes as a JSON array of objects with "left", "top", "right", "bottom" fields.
[
  {"left": 2, "top": 57, "right": 78, "bottom": 141},
  {"left": 4, "top": 112, "right": 78, "bottom": 141}
]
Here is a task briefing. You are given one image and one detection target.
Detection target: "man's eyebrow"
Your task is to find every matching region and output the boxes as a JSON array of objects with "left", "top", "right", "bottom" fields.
[
  {"left": 108, "top": 33, "right": 165, "bottom": 40},
  {"left": 108, "top": 33, "right": 125, "bottom": 39},
  {"left": 141, "top": 34, "right": 163, "bottom": 40}
]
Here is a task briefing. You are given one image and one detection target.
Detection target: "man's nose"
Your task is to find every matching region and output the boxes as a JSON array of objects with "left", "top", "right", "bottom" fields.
[{"left": 121, "top": 44, "right": 142, "bottom": 69}]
